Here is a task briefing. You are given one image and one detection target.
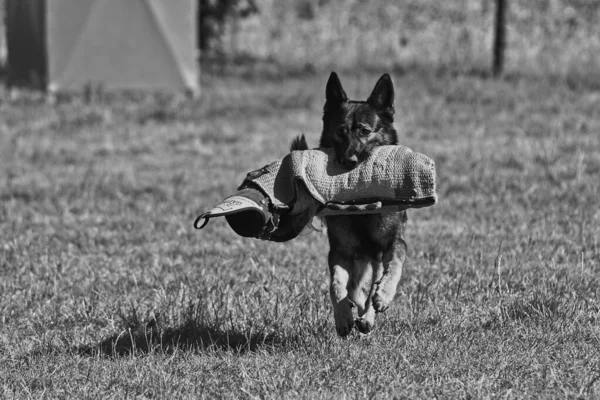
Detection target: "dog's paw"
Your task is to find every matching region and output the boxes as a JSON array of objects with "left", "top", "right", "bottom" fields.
[
  {"left": 333, "top": 301, "right": 354, "bottom": 337},
  {"left": 355, "top": 317, "right": 374, "bottom": 334},
  {"left": 372, "top": 286, "right": 393, "bottom": 313},
  {"left": 335, "top": 316, "right": 354, "bottom": 337}
]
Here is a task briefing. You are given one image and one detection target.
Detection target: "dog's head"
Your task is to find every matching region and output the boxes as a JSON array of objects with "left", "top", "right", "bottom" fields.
[{"left": 320, "top": 72, "right": 398, "bottom": 168}]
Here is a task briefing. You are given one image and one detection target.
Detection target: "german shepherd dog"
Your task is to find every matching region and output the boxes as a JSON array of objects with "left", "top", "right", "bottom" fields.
[{"left": 291, "top": 72, "right": 407, "bottom": 336}]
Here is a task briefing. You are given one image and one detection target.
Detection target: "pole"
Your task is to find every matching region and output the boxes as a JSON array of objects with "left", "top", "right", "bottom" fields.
[{"left": 492, "top": 0, "right": 507, "bottom": 77}]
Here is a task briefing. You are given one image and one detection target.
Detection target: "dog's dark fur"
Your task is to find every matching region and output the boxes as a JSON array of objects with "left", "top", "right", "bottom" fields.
[{"left": 291, "top": 72, "right": 407, "bottom": 336}]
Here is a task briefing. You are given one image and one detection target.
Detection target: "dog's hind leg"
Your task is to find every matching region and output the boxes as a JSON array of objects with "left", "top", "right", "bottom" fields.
[
  {"left": 372, "top": 239, "right": 407, "bottom": 313},
  {"left": 329, "top": 251, "right": 355, "bottom": 337}
]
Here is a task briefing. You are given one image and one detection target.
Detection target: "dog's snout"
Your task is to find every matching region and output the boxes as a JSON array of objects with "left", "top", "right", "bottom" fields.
[{"left": 342, "top": 154, "right": 359, "bottom": 168}]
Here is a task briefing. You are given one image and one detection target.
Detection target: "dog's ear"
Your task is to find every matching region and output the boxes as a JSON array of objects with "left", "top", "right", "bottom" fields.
[
  {"left": 367, "top": 73, "right": 395, "bottom": 117},
  {"left": 325, "top": 72, "right": 348, "bottom": 104}
]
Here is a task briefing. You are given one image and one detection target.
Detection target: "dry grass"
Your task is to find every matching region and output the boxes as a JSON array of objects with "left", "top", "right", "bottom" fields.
[
  {"left": 1, "top": 67, "right": 600, "bottom": 398},
  {"left": 222, "top": 0, "right": 600, "bottom": 85}
]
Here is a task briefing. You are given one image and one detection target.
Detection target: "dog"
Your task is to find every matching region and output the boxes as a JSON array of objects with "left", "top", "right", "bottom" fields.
[{"left": 291, "top": 72, "right": 407, "bottom": 336}]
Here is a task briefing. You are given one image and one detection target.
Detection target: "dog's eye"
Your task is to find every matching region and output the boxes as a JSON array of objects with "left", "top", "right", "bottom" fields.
[{"left": 360, "top": 128, "right": 371, "bottom": 137}]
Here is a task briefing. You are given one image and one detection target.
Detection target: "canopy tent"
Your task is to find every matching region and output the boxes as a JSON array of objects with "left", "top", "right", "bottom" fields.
[{"left": 6, "top": 0, "right": 198, "bottom": 93}]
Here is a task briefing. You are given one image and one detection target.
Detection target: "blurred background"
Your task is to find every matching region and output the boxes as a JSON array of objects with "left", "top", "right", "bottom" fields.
[
  {"left": 200, "top": 0, "right": 600, "bottom": 82},
  {"left": 1, "top": 0, "right": 599, "bottom": 88}
]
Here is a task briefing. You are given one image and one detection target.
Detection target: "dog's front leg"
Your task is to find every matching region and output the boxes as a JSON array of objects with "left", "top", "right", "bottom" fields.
[
  {"left": 349, "top": 257, "right": 376, "bottom": 334},
  {"left": 372, "top": 239, "right": 407, "bottom": 313},
  {"left": 328, "top": 250, "right": 355, "bottom": 337}
]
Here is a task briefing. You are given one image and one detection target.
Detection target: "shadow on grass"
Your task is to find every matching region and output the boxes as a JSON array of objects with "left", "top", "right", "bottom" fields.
[{"left": 79, "top": 319, "right": 290, "bottom": 357}]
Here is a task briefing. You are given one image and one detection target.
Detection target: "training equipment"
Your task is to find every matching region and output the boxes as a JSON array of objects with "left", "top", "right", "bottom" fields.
[
  {"left": 247, "top": 145, "right": 436, "bottom": 212},
  {"left": 195, "top": 146, "right": 437, "bottom": 242}
]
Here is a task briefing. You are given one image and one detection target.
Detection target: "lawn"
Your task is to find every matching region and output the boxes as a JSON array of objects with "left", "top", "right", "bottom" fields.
[{"left": 1, "top": 65, "right": 600, "bottom": 398}]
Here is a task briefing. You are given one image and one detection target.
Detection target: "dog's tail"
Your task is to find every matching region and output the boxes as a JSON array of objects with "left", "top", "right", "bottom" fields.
[{"left": 290, "top": 134, "right": 309, "bottom": 151}]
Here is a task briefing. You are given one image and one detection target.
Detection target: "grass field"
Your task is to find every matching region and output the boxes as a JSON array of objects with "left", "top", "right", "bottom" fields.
[
  {"left": 226, "top": 0, "right": 600, "bottom": 83},
  {"left": 1, "top": 65, "right": 600, "bottom": 398}
]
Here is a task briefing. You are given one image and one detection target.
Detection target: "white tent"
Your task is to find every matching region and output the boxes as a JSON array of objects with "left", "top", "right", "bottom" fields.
[{"left": 8, "top": 0, "right": 198, "bottom": 93}]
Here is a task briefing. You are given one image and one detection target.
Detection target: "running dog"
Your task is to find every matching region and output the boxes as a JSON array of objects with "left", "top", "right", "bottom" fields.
[{"left": 291, "top": 72, "right": 407, "bottom": 336}]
